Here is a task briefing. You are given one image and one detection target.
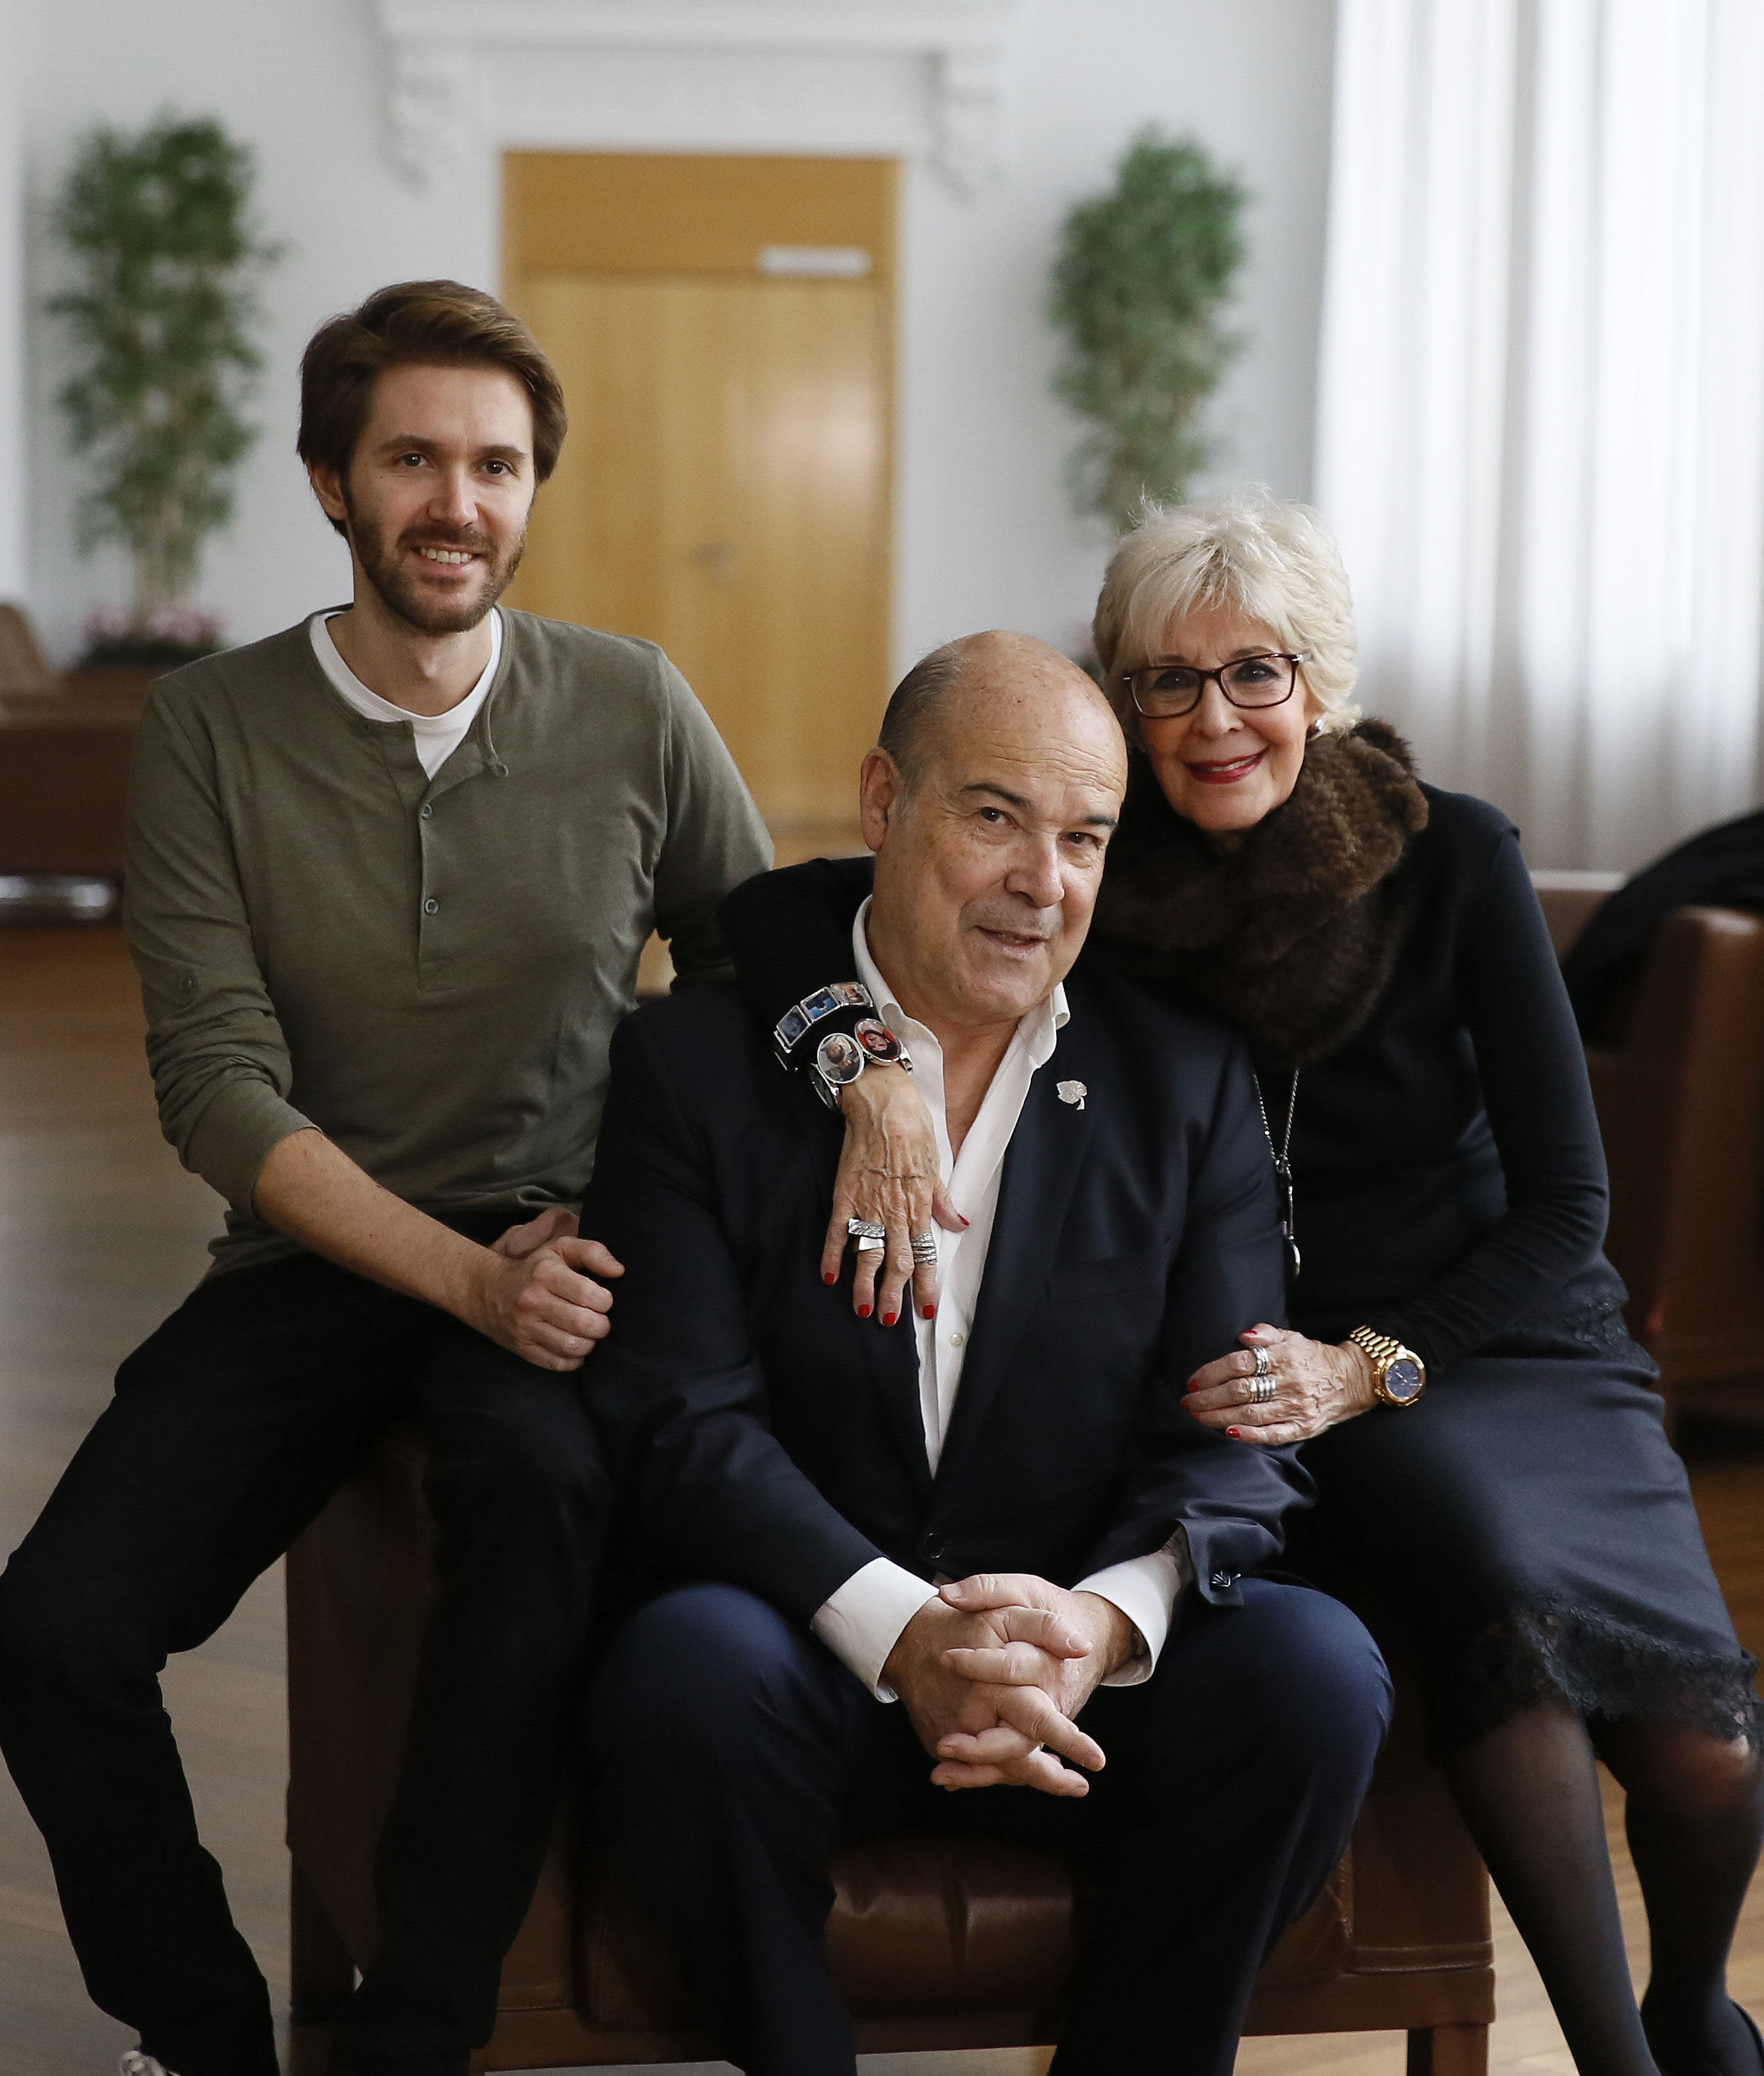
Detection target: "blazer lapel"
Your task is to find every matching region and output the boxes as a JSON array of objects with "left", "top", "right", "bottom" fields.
[
  {"left": 784, "top": 1081, "right": 932, "bottom": 1504},
  {"left": 931, "top": 1027, "right": 1097, "bottom": 1495}
]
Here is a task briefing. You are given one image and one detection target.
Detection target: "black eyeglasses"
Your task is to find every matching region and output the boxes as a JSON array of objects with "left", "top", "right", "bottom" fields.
[{"left": 1121, "top": 651, "right": 1310, "bottom": 720}]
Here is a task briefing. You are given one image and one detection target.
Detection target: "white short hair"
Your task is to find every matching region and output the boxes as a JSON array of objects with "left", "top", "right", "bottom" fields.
[{"left": 1092, "top": 486, "right": 1360, "bottom": 735}]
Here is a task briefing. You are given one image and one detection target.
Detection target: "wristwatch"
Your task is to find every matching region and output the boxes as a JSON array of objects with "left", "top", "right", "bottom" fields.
[{"left": 1347, "top": 1326, "right": 1426, "bottom": 1408}]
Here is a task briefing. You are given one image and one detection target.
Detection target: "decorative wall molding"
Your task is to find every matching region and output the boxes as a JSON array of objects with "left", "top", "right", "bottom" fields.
[{"left": 373, "top": 0, "right": 1029, "bottom": 199}]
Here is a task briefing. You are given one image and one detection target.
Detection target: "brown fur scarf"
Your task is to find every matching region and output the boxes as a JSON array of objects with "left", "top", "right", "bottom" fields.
[{"left": 1092, "top": 718, "right": 1431, "bottom": 1067}]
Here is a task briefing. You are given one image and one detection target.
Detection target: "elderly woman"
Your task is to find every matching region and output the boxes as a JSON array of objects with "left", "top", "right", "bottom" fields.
[{"left": 720, "top": 491, "right": 1763, "bottom": 2076}]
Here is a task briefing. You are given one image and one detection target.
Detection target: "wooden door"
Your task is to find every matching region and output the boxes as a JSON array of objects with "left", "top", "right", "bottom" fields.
[{"left": 504, "top": 154, "right": 896, "bottom": 844}]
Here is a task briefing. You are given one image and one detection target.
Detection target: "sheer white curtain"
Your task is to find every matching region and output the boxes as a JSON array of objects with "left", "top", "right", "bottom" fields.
[
  {"left": 1314, "top": 0, "right": 1764, "bottom": 869},
  {"left": 0, "top": 0, "right": 24, "bottom": 601}
]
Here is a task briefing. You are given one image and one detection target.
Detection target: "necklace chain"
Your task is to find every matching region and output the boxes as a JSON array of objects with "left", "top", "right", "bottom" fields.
[{"left": 1251, "top": 1068, "right": 1302, "bottom": 1281}]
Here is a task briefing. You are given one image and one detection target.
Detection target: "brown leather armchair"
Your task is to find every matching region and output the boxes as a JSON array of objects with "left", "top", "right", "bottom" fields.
[
  {"left": 1583, "top": 906, "right": 1764, "bottom": 1424},
  {"left": 286, "top": 1430, "right": 1492, "bottom": 2075}
]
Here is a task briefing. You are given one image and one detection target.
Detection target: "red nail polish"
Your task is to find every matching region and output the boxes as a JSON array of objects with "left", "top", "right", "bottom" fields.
[
  {"left": 921, "top": 1305, "right": 936, "bottom": 1319},
  {"left": 1227, "top": 1426, "right": 1242, "bottom": 1439},
  {"left": 857, "top": 1304, "right": 872, "bottom": 1318},
  {"left": 959, "top": 1215, "right": 971, "bottom": 1228},
  {"left": 823, "top": 1271, "right": 836, "bottom": 1285},
  {"left": 882, "top": 1311, "right": 897, "bottom": 1326}
]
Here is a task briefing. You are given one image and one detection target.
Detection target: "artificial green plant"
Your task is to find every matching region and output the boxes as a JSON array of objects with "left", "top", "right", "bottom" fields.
[
  {"left": 1050, "top": 127, "right": 1247, "bottom": 531},
  {"left": 49, "top": 114, "right": 280, "bottom": 662}
]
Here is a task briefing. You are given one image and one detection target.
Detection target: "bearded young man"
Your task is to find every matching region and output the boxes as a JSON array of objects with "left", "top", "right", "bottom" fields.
[{"left": 0, "top": 281, "right": 769, "bottom": 2076}]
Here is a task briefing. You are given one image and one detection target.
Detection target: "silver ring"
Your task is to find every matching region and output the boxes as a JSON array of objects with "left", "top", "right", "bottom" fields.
[
  {"left": 1251, "top": 1345, "right": 1274, "bottom": 1379},
  {"left": 848, "top": 1219, "right": 886, "bottom": 1240},
  {"left": 910, "top": 1231, "right": 938, "bottom": 1265},
  {"left": 1248, "top": 1373, "right": 1277, "bottom": 1404}
]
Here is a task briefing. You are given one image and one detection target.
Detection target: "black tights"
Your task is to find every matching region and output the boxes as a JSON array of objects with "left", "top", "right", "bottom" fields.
[{"left": 1443, "top": 1702, "right": 1764, "bottom": 2076}]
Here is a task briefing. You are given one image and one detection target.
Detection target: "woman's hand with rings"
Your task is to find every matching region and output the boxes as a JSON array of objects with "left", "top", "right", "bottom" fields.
[
  {"left": 823, "top": 1063, "right": 966, "bottom": 1326},
  {"left": 1183, "top": 1325, "right": 1380, "bottom": 1444}
]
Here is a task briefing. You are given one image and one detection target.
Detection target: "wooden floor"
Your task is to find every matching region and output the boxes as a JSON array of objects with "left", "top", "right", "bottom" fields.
[{"left": 0, "top": 925, "right": 1760, "bottom": 2076}]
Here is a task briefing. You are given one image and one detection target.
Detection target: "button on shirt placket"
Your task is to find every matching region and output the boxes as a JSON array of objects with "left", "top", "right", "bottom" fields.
[
  {"left": 418, "top": 793, "right": 441, "bottom": 953},
  {"left": 411, "top": 744, "right": 504, "bottom": 990}
]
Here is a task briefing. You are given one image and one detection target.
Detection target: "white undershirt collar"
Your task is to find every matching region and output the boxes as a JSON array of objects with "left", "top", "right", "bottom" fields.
[{"left": 309, "top": 608, "right": 502, "bottom": 780}]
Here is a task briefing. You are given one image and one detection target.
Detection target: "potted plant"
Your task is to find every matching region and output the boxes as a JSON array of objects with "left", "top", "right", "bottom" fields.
[
  {"left": 1050, "top": 127, "right": 1247, "bottom": 534},
  {"left": 48, "top": 113, "right": 280, "bottom": 669}
]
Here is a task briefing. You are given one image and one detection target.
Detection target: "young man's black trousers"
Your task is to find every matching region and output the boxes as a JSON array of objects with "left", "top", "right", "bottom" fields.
[{"left": 0, "top": 1235, "right": 610, "bottom": 2076}]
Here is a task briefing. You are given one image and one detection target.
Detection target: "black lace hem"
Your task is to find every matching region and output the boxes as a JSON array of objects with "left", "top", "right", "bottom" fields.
[{"left": 1426, "top": 1599, "right": 1763, "bottom": 1753}]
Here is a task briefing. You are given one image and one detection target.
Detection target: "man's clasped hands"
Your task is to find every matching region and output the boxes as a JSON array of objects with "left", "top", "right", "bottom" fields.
[
  {"left": 884, "top": 1574, "right": 1138, "bottom": 1799},
  {"left": 475, "top": 1214, "right": 1134, "bottom": 1802}
]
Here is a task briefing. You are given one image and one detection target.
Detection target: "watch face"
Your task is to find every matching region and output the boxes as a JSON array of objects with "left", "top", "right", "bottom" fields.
[
  {"left": 815, "top": 1030, "right": 865, "bottom": 1085},
  {"left": 1384, "top": 1358, "right": 1424, "bottom": 1403},
  {"left": 853, "top": 1017, "right": 903, "bottom": 1063}
]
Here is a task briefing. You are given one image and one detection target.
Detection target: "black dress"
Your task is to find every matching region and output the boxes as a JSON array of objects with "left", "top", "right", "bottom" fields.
[{"left": 720, "top": 775, "right": 1761, "bottom": 1751}]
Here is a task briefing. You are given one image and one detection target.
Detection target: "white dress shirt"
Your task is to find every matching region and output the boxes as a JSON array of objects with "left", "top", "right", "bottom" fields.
[
  {"left": 309, "top": 607, "right": 502, "bottom": 779},
  {"left": 810, "top": 902, "right": 1190, "bottom": 1699}
]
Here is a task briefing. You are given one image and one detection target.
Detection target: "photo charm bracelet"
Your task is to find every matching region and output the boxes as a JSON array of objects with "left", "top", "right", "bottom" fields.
[
  {"left": 773, "top": 980, "right": 874, "bottom": 1062},
  {"left": 773, "top": 981, "right": 913, "bottom": 1108}
]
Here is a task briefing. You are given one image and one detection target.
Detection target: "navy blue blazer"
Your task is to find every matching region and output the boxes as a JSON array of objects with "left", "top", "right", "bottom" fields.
[{"left": 584, "top": 965, "right": 1310, "bottom": 1622}]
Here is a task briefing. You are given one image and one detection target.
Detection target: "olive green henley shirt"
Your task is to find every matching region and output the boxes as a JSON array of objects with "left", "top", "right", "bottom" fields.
[{"left": 124, "top": 608, "right": 773, "bottom": 1274}]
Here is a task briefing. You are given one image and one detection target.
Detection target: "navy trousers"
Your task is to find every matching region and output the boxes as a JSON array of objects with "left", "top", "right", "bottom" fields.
[
  {"left": 0, "top": 1242, "right": 610, "bottom": 2076},
  {"left": 591, "top": 1577, "right": 1392, "bottom": 2076}
]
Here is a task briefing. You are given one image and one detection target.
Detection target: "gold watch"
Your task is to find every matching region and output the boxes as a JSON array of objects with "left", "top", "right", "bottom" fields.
[{"left": 1347, "top": 1326, "right": 1426, "bottom": 1408}]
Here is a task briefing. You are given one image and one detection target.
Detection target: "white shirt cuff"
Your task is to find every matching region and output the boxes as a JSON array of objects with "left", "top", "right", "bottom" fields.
[
  {"left": 812, "top": 1557, "right": 941, "bottom": 1700},
  {"left": 1075, "top": 1531, "right": 1192, "bottom": 1688}
]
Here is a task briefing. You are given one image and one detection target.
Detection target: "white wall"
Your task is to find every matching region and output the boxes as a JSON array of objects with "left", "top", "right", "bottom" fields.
[
  {"left": 16, "top": 0, "right": 1337, "bottom": 671},
  {"left": 898, "top": 0, "right": 1337, "bottom": 667},
  {"left": 18, "top": 0, "right": 497, "bottom": 662}
]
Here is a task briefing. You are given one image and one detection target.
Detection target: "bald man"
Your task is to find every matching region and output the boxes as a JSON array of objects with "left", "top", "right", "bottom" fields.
[{"left": 583, "top": 635, "right": 1391, "bottom": 2076}]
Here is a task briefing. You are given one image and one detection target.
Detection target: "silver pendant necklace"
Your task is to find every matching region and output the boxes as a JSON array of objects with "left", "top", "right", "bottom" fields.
[{"left": 1252, "top": 1069, "right": 1301, "bottom": 1282}]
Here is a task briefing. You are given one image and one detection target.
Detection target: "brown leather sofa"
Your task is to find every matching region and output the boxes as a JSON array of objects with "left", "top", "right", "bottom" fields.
[
  {"left": 285, "top": 1430, "right": 1493, "bottom": 2075},
  {"left": 1533, "top": 888, "right": 1764, "bottom": 1429}
]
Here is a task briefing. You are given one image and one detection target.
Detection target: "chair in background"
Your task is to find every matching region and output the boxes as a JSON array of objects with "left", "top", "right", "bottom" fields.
[
  {"left": 1534, "top": 882, "right": 1764, "bottom": 1430},
  {"left": 1530, "top": 868, "right": 1625, "bottom": 957},
  {"left": 1589, "top": 907, "right": 1764, "bottom": 1428},
  {"left": 0, "top": 602, "right": 59, "bottom": 705},
  {"left": 284, "top": 1429, "right": 1493, "bottom": 2076},
  {"left": 0, "top": 603, "right": 157, "bottom": 882}
]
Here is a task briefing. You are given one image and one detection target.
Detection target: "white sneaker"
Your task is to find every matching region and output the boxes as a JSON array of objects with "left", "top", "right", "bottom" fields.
[{"left": 119, "top": 2054, "right": 178, "bottom": 2076}]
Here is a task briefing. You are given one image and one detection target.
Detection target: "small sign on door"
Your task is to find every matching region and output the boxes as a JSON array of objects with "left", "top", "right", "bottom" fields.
[{"left": 757, "top": 246, "right": 873, "bottom": 280}]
